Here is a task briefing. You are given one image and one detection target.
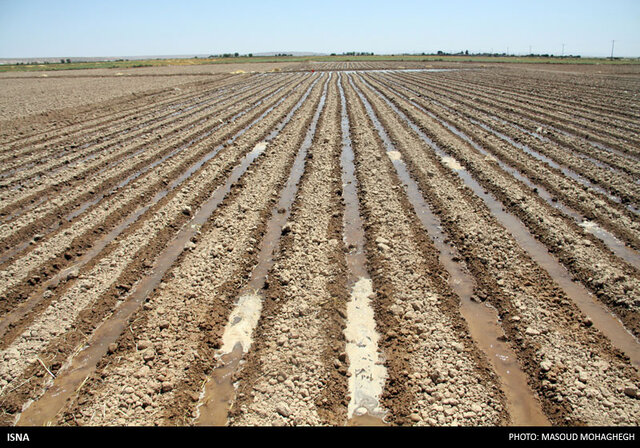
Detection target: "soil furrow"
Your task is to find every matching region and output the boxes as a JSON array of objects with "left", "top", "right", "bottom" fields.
[
  {"left": 345, "top": 74, "right": 507, "bottom": 426},
  {"left": 385, "top": 73, "right": 640, "bottom": 207},
  {"left": 393, "top": 71, "right": 640, "bottom": 174},
  {"left": 350, "top": 73, "right": 640, "bottom": 425},
  {"left": 446, "top": 69, "right": 640, "bottom": 118},
  {"left": 373, "top": 74, "right": 640, "bottom": 263},
  {"left": 0, "top": 74, "right": 293, "bottom": 211},
  {"left": 0, "top": 75, "right": 307, "bottom": 266},
  {"left": 29, "top": 73, "right": 326, "bottom": 427},
  {"left": 438, "top": 71, "right": 640, "bottom": 136},
  {"left": 391, "top": 72, "right": 640, "bottom": 198},
  {"left": 0, "top": 74, "right": 317, "bottom": 406},
  {"left": 0, "top": 75, "right": 242, "bottom": 153},
  {"left": 0, "top": 75, "right": 305, "bottom": 258},
  {"left": 337, "top": 74, "right": 387, "bottom": 425},
  {"left": 408, "top": 72, "right": 640, "bottom": 155},
  {"left": 0, "top": 75, "right": 283, "bottom": 186},
  {"left": 0, "top": 75, "right": 248, "bottom": 171},
  {"left": 0, "top": 76, "right": 307, "bottom": 321},
  {"left": 398, "top": 71, "right": 640, "bottom": 161},
  {"left": 363, "top": 75, "right": 640, "bottom": 336},
  {"left": 1, "top": 64, "right": 638, "bottom": 428},
  {"left": 0, "top": 75, "right": 315, "bottom": 338},
  {"left": 352, "top": 76, "right": 549, "bottom": 425},
  {"left": 196, "top": 75, "right": 333, "bottom": 425}
]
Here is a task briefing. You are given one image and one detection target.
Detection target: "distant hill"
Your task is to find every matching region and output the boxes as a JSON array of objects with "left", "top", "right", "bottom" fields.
[{"left": 250, "top": 52, "right": 327, "bottom": 57}]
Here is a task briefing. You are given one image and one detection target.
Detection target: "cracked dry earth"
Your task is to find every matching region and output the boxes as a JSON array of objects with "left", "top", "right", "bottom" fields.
[{"left": 1, "top": 62, "right": 639, "bottom": 427}]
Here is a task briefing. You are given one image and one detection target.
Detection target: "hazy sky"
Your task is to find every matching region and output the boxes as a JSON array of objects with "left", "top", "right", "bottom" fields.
[{"left": 1, "top": 0, "right": 639, "bottom": 58}]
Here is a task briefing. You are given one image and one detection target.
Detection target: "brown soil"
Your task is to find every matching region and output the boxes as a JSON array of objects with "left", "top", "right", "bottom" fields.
[{"left": 1, "top": 62, "right": 639, "bottom": 427}]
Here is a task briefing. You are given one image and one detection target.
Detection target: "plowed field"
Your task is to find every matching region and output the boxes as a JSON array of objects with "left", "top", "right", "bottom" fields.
[{"left": 1, "top": 62, "right": 639, "bottom": 426}]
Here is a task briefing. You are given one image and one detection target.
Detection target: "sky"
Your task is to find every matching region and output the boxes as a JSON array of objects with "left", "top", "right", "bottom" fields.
[{"left": 1, "top": 0, "right": 639, "bottom": 58}]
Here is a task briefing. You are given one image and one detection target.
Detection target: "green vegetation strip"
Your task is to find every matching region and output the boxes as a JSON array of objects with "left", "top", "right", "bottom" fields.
[{"left": 2, "top": 55, "right": 639, "bottom": 73}]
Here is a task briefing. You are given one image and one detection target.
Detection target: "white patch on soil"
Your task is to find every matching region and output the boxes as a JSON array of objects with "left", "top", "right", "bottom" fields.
[
  {"left": 579, "top": 220, "right": 596, "bottom": 230},
  {"left": 344, "top": 277, "right": 387, "bottom": 419},
  {"left": 441, "top": 156, "right": 463, "bottom": 171},
  {"left": 219, "top": 293, "right": 263, "bottom": 355},
  {"left": 387, "top": 151, "right": 402, "bottom": 160},
  {"left": 579, "top": 220, "right": 612, "bottom": 240}
]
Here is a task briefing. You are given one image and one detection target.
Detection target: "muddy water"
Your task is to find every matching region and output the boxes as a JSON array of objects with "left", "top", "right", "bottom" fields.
[
  {"left": 195, "top": 74, "right": 329, "bottom": 426},
  {"left": 358, "top": 77, "right": 640, "bottom": 370},
  {"left": 338, "top": 75, "right": 387, "bottom": 425},
  {"left": 16, "top": 141, "right": 270, "bottom": 426},
  {"left": 372, "top": 75, "right": 640, "bottom": 271},
  {"left": 350, "top": 75, "right": 549, "bottom": 426}
]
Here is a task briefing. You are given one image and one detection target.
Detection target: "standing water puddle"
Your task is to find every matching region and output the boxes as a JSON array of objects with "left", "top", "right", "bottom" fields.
[
  {"left": 194, "top": 75, "right": 329, "bottom": 426},
  {"left": 356, "top": 76, "right": 640, "bottom": 370},
  {"left": 350, "top": 75, "right": 549, "bottom": 426},
  {"left": 338, "top": 75, "right": 387, "bottom": 426},
  {"left": 15, "top": 77, "right": 322, "bottom": 426}
]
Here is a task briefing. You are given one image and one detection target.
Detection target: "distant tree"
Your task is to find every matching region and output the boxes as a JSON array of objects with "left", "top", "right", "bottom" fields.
[
  {"left": 248, "top": 53, "right": 253, "bottom": 57},
  {"left": 66, "top": 58, "right": 71, "bottom": 64},
  {"left": 234, "top": 52, "right": 239, "bottom": 57},
  {"left": 60, "top": 59, "right": 65, "bottom": 64},
  {"left": 465, "top": 50, "right": 469, "bottom": 55}
]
